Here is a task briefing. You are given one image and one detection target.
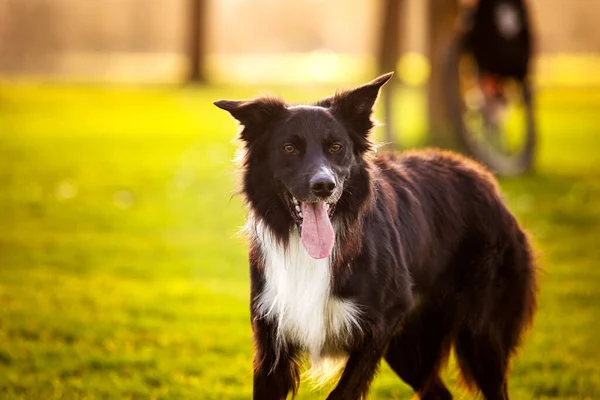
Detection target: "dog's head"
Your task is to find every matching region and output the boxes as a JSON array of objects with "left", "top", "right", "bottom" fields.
[{"left": 215, "top": 73, "right": 392, "bottom": 258}]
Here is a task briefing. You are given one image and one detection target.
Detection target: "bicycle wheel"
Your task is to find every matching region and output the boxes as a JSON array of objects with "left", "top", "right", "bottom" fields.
[{"left": 443, "top": 36, "right": 536, "bottom": 176}]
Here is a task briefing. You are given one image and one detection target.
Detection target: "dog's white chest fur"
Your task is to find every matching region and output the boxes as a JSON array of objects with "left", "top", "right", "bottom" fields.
[{"left": 255, "top": 224, "right": 361, "bottom": 365}]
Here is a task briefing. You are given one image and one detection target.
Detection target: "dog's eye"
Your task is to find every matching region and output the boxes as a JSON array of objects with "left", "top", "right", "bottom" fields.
[
  {"left": 330, "top": 143, "right": 343, "bottom": 153},
  {"left": 283, "top": 144, "right": 296, "bottom": 153}
]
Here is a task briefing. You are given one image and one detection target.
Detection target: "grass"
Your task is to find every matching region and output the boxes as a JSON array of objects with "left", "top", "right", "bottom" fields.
[{"left": 0, "top": 82, "right": 599, "bottom": 399}]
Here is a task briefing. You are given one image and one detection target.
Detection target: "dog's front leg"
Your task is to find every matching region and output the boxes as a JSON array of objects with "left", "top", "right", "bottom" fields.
[
  {"left": 326, "top": 306, "right": 409, "bottom": 400},
  {"left": 249, "top": 249, "right": 300, "bottom": 399},
  {"left": 252, "top": 317, "right": 300, "bottom": 400},
  {"left": 325, "top": 336, "right": 389, "bottom": 400}
]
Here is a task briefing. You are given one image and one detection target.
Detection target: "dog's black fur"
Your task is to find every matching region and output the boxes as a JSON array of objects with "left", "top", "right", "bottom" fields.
[{"left": 215, "top": 74, "right": 537, "bottom": 399}]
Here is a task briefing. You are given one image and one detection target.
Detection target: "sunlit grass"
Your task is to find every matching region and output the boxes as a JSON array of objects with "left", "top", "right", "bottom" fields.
[{"left": 1, "top": 83, "right": 599, "bottom": 398}]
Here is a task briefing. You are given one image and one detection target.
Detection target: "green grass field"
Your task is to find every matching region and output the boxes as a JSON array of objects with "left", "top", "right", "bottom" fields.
[{"left": 1, "top": 83, "right": 599, "bottom": 399}]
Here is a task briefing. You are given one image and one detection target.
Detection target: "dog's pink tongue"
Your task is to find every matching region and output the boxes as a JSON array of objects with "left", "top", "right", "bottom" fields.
[{"left": 300, "top": 202, "right": 334, "bottom": 259}]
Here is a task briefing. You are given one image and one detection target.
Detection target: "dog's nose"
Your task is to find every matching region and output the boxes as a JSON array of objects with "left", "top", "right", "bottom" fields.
[{"left": 310, "top": 175, "right": 336, "bottom": 198}]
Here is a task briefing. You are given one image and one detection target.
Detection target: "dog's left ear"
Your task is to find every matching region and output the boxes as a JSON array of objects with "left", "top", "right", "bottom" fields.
[
  {"left": 214, "top": 96, "right": 287, "bottom": 142},
  {"left": 317, "top": 72, "right": 393, "bottom": 152}
]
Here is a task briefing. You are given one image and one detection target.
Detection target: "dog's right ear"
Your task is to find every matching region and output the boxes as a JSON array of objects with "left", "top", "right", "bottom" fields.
[
  {"left": 214, "top": 97, "right": 287, "bottom": 142},
  {"left": 315, "top": 73, "right": 393, "bottom": 153}
]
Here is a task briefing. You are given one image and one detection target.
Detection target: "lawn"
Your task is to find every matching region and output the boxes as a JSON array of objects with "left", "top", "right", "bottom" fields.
[{"left": 0, "top": 82, "right": 599, "bottom": 399}]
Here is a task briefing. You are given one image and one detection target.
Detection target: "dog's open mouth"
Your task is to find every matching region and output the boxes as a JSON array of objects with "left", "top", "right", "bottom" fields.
[{"left": 289, "top": 196, "right": 336, "bottom": 260}]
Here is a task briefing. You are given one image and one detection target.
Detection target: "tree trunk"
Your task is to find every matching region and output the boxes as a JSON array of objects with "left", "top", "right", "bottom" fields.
[
  {"left": 426, "top": 0, "right": 459, "bottom": 144},
  {"left": 376, "top": 0, "right": 405, "bottom": 148},
  {"left": 187, "top": 0, "right": 206, "bottom": 83}
]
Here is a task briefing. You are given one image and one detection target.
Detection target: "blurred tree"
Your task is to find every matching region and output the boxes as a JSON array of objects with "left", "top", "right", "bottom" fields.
[
  {"left": 376, "top": 0, "right": 405, "bottom": 148},
  {"left": 427, "top": 0, "right": 459, "bottom": 143},
  {"left": 187, "top": 0, "right": 206, "bottom": 83}
]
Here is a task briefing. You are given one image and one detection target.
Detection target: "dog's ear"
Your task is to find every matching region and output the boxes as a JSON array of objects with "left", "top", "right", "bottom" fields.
[
  {"left": 317, "top": 72, "right": 393, "bottom": 152},
  {"left": 214, "top": 96, "right": 287, "bottom": 142}
]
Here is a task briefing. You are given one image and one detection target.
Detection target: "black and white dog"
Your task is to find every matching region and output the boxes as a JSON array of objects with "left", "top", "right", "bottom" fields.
[{"left": 215, "top": 73, "right": 537, "bottom": 400}]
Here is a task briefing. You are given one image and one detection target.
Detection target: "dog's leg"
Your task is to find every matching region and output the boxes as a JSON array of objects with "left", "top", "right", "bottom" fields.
[
  {"left": 384, "top": 307, "right": 453, "bottom": 399},
  {"left": 454, "top": 327, "right": 510, "bottom": 400},
  {"left": 325, "top": 317, "right": 402, "bottom": 400},
  {"left": 249, "top": 249, "right": 300, "bottom": 399},
  {"left": 252, "top": 317, "right": 300, "bottom": 400},
  {"left": 325, "top": 338, "right": 387, "bottom": 400}
]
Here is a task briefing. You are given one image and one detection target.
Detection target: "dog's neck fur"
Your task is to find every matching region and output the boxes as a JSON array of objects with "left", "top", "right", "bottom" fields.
[{"left": 250, "top": 217, "right": 363, "bottom": 374}]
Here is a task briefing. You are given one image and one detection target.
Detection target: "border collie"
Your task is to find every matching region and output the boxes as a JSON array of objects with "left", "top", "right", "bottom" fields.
[{"left": 214, "top": 73, "right": 537, "bottom": 400}]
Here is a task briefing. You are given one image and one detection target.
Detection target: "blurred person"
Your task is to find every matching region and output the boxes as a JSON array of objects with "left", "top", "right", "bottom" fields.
[{"left": 460, "top": 0, "right": 533, "bottom": 124}]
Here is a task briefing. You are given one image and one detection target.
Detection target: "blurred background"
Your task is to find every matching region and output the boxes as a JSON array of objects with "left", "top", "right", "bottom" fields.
[{"left": 1, "top": 0, "right": 599, "bottom": 398}]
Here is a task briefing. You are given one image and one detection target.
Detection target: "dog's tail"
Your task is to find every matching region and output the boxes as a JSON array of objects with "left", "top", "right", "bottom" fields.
[{"left": 455, "top": 227, "right": 538, "bottom": 395}]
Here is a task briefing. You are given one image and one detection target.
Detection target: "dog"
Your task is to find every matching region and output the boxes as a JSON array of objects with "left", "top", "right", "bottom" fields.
[{"left": 214, "top": 73, "right": 537, "bottom": 400}]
